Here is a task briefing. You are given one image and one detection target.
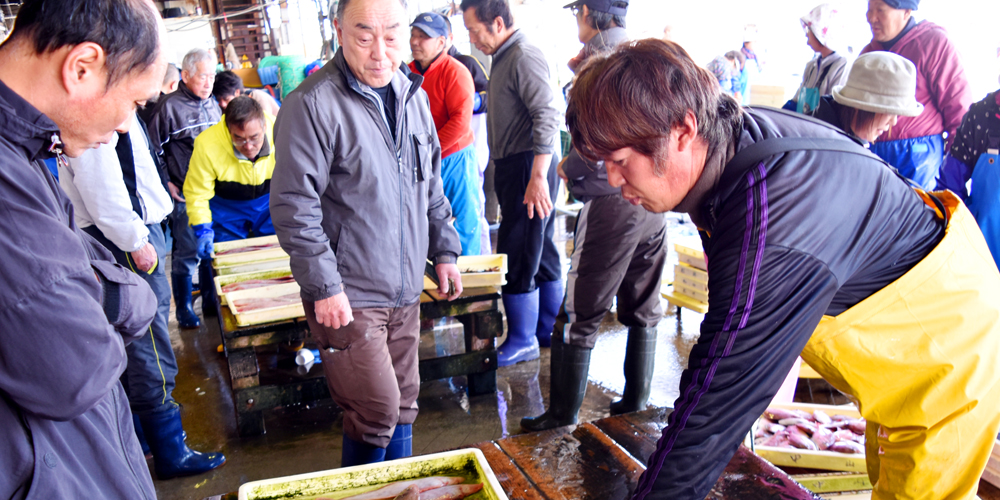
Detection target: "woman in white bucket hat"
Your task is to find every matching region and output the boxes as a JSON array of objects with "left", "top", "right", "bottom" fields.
[{"left": 813, "top": 51, "right": 923, "bottom": 144}]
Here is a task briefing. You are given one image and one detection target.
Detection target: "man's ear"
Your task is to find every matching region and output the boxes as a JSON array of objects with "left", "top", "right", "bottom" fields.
[
  {"left": 674, "top": 110, "right": 699, "bottom": 153},
  {"left": 493, "top": 16, "right": 505, "bottom": 33},
  {"left": 61, "top": 42, "right": 107, "bottom": 97}
]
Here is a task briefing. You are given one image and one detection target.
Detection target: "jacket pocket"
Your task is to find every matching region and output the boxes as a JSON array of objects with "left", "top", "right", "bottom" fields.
[{"left": 412, "top": 133, "right": 434, "bottom": 182}]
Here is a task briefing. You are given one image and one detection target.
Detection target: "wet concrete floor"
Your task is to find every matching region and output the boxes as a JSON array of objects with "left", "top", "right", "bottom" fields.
[{"left": 149, "top": 214, "right": 1000, "bottom": 499}]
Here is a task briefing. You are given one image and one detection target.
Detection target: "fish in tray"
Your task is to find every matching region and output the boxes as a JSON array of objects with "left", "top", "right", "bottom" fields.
[
  {"left": 754, "top": 407, "right": 866, "bottom": 454},
  {"left": 319, "top": 476, "right": 483, "bottom": 500},
  {"left": 231, "top": 292, "right": 302, "bottom": 313},
  {"left": 216, "top": 242, "right": 282, "bottom": 256},
  {"left": 221, "top": 276, "right": 296, "bottom": 293}
]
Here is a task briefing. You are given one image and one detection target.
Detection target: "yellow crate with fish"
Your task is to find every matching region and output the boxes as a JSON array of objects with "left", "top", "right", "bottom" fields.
[
  {"left": 422, "top": 254, "right": 507, "bottom": 290},
  {"left": 215, "top": 257, "right": 291, "bottom": 276},
  {"left": 746, "top": 402, "right": 868, "bottom": 474},
  {"left": 214, "top": 267, "right": 294, "bottom": 306},
  {"left": 213, "top": 234, "right": 288, "bottom": 267},
  {"left": 237, "top": 448, "right": 506, "bottom": 500},
  {"left": 225, "top": 281, "right": 304, "bottom": 327}
]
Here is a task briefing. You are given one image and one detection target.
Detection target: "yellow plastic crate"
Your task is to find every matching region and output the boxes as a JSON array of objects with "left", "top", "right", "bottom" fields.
[
  {"left": 214, "top": 267, "right": 293, "bottom": 306},
  {"left": 747, "top": 402, "right": 866, "bottom": 473},
  {"left": 674, "top": 263, "right": 708, "bottom": 283}
]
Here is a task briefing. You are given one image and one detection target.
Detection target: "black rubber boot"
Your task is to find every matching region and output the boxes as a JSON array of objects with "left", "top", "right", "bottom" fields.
[
  {"left": 140, "top": 407, "right": 225, "bottom": 479},
  {"left": 520, "top": 335, "right": 591, "bottom": 432},
  {"left": 198, "top": 261, "right": 218, "bottom": 318},
  {"left": 610, "top": 326, "right": 657, "bottom": 415}
]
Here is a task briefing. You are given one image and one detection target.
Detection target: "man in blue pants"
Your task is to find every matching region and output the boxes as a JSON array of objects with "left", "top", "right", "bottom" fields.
[{"left": 61, "top": 112, "right": 226, "bottom": 479}]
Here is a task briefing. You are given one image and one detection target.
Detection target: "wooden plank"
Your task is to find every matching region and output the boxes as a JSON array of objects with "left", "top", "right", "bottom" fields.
[
  {"left": 592, "top": 414, "right": 658, "bottom": 466},
  {"left": 496, "top": 423, "right": 642, "bottom": 499},
  {"left": 472, "top": 441, "right": 546, "bottom": 500}
]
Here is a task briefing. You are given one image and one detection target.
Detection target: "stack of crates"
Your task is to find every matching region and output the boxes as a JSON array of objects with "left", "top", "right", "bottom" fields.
[{"left": 663, "top": 243, "right": 709, "bottom": 313}]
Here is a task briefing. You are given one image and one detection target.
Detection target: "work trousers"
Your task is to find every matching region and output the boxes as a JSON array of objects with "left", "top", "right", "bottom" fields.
[
  {"left": 441, "top": 145, "right": 483, "bottom": 256},
  {"left": 170, "top": 201, "right": 199, "bottom": 279},
  {"left": 559, "top": 195, "right": 667, "bottom": 348},
  {"left": 494, "top": 150, "right": 562, "bottom": 293},
  {"left": 304, "top": 302, "right": 420, "bottom": 448},
  {"left": 84, "top": 223, "right": 178, "bottom": 416}
]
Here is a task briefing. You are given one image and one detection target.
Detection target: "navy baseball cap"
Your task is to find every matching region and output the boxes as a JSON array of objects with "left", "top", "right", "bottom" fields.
[
  {"left": 411, "top": 12, "right": 449, "bottom": 38},
  {"left": 563, "top": 0, "right": 628, "bottom": 16}
]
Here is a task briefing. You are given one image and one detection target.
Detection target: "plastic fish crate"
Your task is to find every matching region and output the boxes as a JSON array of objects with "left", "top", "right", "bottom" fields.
[
  {"left": 747, "top": 402, "right": 866, "bottom": 473},
  {"left": 238, "top": 448, "right": 508, "bottom": 500},
  {"left": 423, "top": 254, "right": 507, "bottom": 290},
  {"left": 214, "top": 267, "right": 293, "bottom": 306},
  {"left": 225, "top": 281, "right": 303, "bottom": 327},
  {"left": 213, "top": 234, "right": 287, "bottom": 267},
  {"left": 215, "top": 257, "right": 291, "bottom": 276}
]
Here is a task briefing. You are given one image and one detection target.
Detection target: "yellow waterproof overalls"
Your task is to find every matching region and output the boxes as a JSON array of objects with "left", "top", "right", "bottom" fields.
[{"left": 801, "top": 190, "right": 1000, "bottom": 499}]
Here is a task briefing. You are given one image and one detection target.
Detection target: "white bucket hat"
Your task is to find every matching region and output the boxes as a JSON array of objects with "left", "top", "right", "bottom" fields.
[
  {"left": 800, "top": 4, "right": 837, "bottom": 48},
  {"left": 832, "top": 52, "right": 924, "bottom": 117}
]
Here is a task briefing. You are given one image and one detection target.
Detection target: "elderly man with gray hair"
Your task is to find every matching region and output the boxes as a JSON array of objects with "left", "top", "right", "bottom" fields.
[
  {"left": 271, "top": 0, "right": 463, "bottom": 468},
  {"left": 148, "top": 48, "right": 222, "bottom": 329}
]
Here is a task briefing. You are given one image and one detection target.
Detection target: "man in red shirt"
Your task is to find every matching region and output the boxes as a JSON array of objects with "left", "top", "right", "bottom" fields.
[{"left": 409, "top": 11, "right": 483, "bottom": 255}]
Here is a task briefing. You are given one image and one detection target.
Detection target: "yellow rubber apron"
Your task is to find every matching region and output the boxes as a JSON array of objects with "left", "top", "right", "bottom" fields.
[{"left": 801, "top": 190, "right": 1000, "bottom": 500}]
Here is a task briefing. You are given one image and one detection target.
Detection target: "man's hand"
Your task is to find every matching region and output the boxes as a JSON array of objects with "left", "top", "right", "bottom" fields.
[
  {"left": 130, "top": 242, "right": 158, "bottom": 273},
  {"left": 435, "top": 263, "right": 463, "bottom": 301},
  {"left": 167, "top": 181, "right": 185, "bottom": 202},
  {"left": 192, "top": 223, "right": 215, "bottom": 260},
  {"left": 315, "top": 292, "right": 354, "bottom": 329},
  {"left": 524, "top": 175, "right": 552, "bottom": 220},
  {"left": 556, "top": 157, "right": 568, "bottom": 183}
]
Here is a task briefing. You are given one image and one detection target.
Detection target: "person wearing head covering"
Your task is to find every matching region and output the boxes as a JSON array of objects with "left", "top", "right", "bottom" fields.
[
  {"left": 707, "top": 50, "right": 745, "bottom": 99},
  {"left": 860, "top": 0, "right": 972, "bottom": 190},
  {"left": 937, "top": 89, "right": 1000, "bottom": 267},
  {"left": 813, "top": 52, "right": 923, "bottom": 146},
  {"left": 783, "top": 4, "right": 849, "bottom": 114}
]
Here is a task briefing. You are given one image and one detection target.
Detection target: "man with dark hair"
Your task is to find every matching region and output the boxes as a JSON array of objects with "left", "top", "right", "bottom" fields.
[
  {"left": 148, "top": 48, "right": 221, "bottom": 327},
  {"left": 185, "top": 96, "right": 275, "bottom": 265},
  {"left": 0, "top": 0, "right": 170, "bottom": 496},
  {"left": 409, "top": 11, "right": 482, "bottom": 255},
  {"left": 522, "top": 0, "right": 667, "bottom": 433},
  {"left": 461, "top": 0, "right": 563, "bottom": 366},
  {"left": 271, "top": 0, "right": 463, "bottom": 468},
  {"left": 61, "top": 111, "right": 226, "bottom": 480},
  {"left": 212, "top": 69, "right": 281, "bottom": 115},
  {"left": 568, "top": 39, "right": 1000, "bottom": 499}
]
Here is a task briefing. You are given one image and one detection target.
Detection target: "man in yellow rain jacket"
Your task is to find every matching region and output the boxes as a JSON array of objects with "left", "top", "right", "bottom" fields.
[
  {"left": 567, "top": 39, "right": 1000, "bottom": 500},
  {"left": 184, "top": 96, "right": 276, "bottom": 312}
]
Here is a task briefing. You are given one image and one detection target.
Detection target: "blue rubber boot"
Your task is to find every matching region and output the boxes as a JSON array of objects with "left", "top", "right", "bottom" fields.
[
  {"left": 342, "top": 434, "right": 387, "bottom": 467},
  {"left": 140, "top": 407, "right": 225, "bottom": 479},
  {"left": 498, "top": 290, "right": 540, "bottom": 367},
  {"left": 385, "top": 424, "right": 412, "bottom": 461},
  {"left": 171, "top": 275, "right": 201, "bottom": 329},
  {"left": 133, "top": 413, "right": 152, "bottom": 458},
  {"left": 535, "top": 280, "right": 564, "bottom": 348}
]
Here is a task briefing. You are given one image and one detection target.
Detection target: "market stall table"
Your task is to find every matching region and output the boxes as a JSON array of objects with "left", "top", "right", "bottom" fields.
[
  {"left": 203, "top": 408, "right": 819, "bottom": 499},
  {"left": 217, "top": 284, "right": 503, "bottom": 437}
]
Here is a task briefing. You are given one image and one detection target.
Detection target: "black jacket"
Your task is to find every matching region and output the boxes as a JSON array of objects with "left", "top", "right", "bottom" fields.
[
  {"left": 146, "top": 81, "right": 221, "bottom": 186},
  {"left": 448, "top": 46, "right": 488, "bottom": 114},
  {"left": 0, "top": 80, "right": 157, "bottom": 499},
  {"left": 634, "top": 107, "right": 943, "bottom": 499}
]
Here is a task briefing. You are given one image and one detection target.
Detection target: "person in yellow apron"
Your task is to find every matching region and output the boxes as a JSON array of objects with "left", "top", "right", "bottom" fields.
[{"left": 564, "top": 39, "right": 1000, "bottom": 499}]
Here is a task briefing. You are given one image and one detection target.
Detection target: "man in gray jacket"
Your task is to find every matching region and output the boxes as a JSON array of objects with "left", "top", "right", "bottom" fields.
[
  {"left": 522, "top": 0, "right": 667, "bottom": 433},
  {"left": 271, "top": 0, "right": 463, "bottom": 468},
  {"left": 461, "top": 0, "right": 564, "bottom": 367},
  {"left": 0, "top": 0, "right": 166, "bottom": 497}
]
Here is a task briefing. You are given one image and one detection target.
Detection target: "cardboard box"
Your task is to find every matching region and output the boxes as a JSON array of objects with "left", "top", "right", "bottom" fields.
[{"left": 238, "top": 448, "right": 507, "bottom": 500}]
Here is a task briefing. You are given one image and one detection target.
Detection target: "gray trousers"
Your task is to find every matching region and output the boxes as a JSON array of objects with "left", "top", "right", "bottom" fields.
[
  {"left": 170, "top": 201, "right": 199, "bottom": 279},
  {"left": 84, "top": 223, "right": 178, "bottom": 415},
  {"left": 559, "top": 194, "right": 667, "bottom": 349},
  {"left": 304, "top": 302, "right": 420, "bottom": 448}
]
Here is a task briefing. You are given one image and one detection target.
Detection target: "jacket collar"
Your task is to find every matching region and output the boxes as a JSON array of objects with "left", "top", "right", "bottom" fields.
[
  {"left": 492, "top": 29, "right": 524, "bottom": 63},
  {"left": 0, "top": 78, "right": 65, "bottom": 163},
  {"left": 411, "top": 50, "right": 446, "bottom": 75}
]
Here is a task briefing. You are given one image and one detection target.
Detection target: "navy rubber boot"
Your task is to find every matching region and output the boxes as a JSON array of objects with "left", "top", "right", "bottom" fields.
[
  {"left": 610, "top": 327, "right": 658, "bottom": 415},
  {"left": 132, "top": 413, "right": 152, "bottom": 458},
  {"left": 535, "top": 280, "right": 564, "bottom": 348},
  {"left": 198, "top": 261, "right": 218, "bottom": 318},
  {"left": 171, "top": 275, "right": 201, "bottom": 329},
  {"left": 498, "top": 289, "right": 540, "bottom": 367},
  {"left": 140, "top": 407, "right": 225, "bottom": 479},
  {"left": 384, "top": 424, "right": 412, "bottom": 461},
  {"left": 341, "top": 434, "right": 387, "bottom": 467}
]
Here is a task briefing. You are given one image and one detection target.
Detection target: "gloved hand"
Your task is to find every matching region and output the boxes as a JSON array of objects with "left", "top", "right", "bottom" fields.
[
  {"left": 472, "top": 91, "right": 485, "bottom": 114},
  {"left": 193, "top": 223, "right": 215, "bottom": 261}
]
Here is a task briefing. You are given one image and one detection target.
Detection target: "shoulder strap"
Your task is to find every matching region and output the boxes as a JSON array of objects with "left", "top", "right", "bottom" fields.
[
  {"left": 816, "top": 61, "right": 834, "bottom": 89},
  {"left": 114, "top": 132, "right": 144, "bottom": 218},
  {"left": 721, "top": 136, "right": 880, "bottom": 191}
]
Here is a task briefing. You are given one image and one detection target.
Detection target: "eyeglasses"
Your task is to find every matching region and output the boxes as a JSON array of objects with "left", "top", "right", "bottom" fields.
[{"left": 233, "top": 134, "right": 263, "bottom": 146}]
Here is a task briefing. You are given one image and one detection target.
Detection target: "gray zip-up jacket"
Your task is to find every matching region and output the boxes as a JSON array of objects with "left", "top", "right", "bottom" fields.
[
  {"left": 563, "top": 27, "right": 629, "bottom": 201},
  {"left": 270, "top": 49, "right": 461, "bottom": 307},
  {"left": 0, "top": 80, "right": 157, "bottom": 499},
  {"left": 487, "top": 30, "right": 560, "bottom": 160}
]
